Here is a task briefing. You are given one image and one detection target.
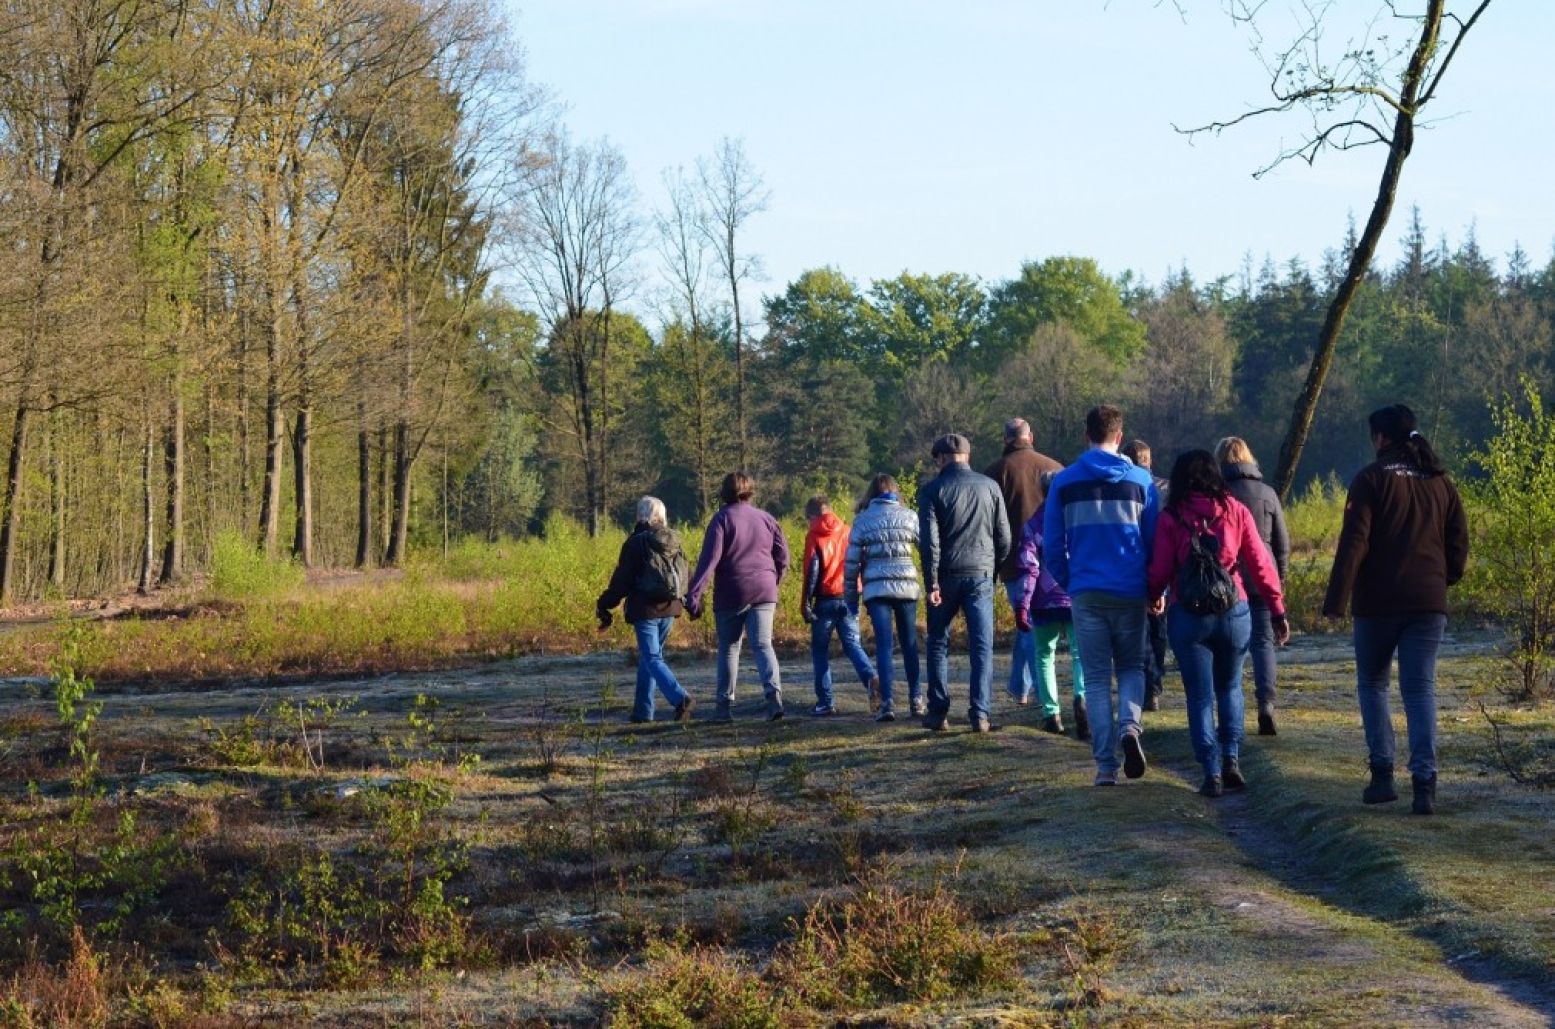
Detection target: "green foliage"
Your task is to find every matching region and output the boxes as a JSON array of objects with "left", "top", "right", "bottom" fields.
[
  {"left": 224, "top": 773, "right": 470, "bottom": 982},
  {"left": 863, "top": 271, "right": 987, "bottom": 371},
  {"left": 209, "top": 531, "right": 305, "bottom": 602},
  {"left": 3, "top": 625, "right": 179, "bottom": 946},
  {"left": 1463, "top": 378, "right": 1555, "bottom": 701},
  {"left": 458, "top": 408, "right": 546, "bottom": 539},
  {"left": 763, "top": 266, "right": 871, "bottom": 367},
  {"left": 985, "top": 256, "right": 1146, "bottom": 365},
  {"left": 1280, "top": 474, "right": 1349, "bottom": 631}
]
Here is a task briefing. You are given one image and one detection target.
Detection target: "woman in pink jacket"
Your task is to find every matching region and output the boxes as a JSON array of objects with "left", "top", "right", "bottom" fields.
[{"left": 1148, "top": 450, "right": 1291, "bottom": 797}]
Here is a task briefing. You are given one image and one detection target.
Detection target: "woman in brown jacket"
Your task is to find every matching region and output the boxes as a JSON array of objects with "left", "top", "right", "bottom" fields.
[{"left": 1323, "top": 405, "right": 1469, "bottom": 815}]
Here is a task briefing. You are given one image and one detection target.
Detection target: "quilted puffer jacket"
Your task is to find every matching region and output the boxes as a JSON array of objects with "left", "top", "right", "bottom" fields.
[{"left": 844, "top": 495, "right": 922, "bottom": 605}]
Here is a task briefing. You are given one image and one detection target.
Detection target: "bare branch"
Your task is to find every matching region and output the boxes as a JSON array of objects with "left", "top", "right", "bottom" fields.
[{"left": 1419, "top": 0, "right": 1493, "bottom": 106}]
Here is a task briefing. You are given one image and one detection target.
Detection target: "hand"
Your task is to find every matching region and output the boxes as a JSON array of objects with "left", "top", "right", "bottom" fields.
[
  {"left": 928, "top": 587, "right": 942, "bottom": 607},
  {"left": 846, "top": 601, "right": 860, "bottom": 620},
  {"left": 1321, "top": 606, "right": 1343, "bottom": 621},
  {"left": 1014, "top": 608, "right": 1031, "bottom": 633},
  {"left": 801, "top": 605, "right": 815, "bottom": 626},
  {"left": 1272, "top": 614, "right": 1292, "bottom": 646},
  {"left": 596, "top": 608, "right": 613, "bottom": 632},
  {"left": 1149, "top": 596, "right": 1166, "bottom": 616},
  {"left": 683, "top": 596, "right": 702, "bottom": 620}
]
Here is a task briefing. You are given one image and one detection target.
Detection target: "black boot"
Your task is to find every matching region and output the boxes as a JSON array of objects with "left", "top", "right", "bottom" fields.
[
  {"left": 1041, "top": 714, "right": 1065, "bottom": 735},
  {"left": 1362, "top": 763, "right": 1398, "bottom": 804},
  {"left": 1257, "top": 701, "right": 1277, "bottom": 736},
  {"left": 1199, "top": 773, "right": 1223, "bottom": 797},
  {"left": 1221, "top": 756, "right": 1246, "bottom": 791},
  {"left": 1072, "top": 696, "right": 1090, "bottom": 742},
  {"left": 1411, "top": 773, "right": 1436, "bottom": 815}
]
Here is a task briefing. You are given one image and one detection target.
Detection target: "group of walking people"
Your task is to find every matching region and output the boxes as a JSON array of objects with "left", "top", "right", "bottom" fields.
[{"left": 596, "top": 402, "right": 1468, "bottom": 814}]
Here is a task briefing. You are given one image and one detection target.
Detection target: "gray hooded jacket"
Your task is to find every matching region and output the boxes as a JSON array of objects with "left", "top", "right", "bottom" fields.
[{"left": 1222, "top": 461, "right": 1290, "bottom": 581}]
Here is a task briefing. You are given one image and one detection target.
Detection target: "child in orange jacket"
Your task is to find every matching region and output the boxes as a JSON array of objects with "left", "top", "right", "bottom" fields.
[{"left": 802, "top": 496, "right": 880, "bottom": 716}]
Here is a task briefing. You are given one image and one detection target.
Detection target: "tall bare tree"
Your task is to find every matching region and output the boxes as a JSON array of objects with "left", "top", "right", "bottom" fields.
[
  {"left": 697, "top": 137, "right": 767, "bottom": 471},
  {"left": 511, "top": 130, "right": 641, "bottom": 537},
  {"left": 1180, "top": 0, "right": 1494, "bottom": 499}
]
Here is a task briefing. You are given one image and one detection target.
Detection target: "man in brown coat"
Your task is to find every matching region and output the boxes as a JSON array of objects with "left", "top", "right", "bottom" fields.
[{"left": 984, "top": 417, "right": 1062, "bottom": 707}]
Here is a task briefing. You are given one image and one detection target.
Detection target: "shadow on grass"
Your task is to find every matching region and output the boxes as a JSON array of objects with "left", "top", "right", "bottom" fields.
[{"left": 1194, "top": 739, "right": 1555, "bottom": 1019}]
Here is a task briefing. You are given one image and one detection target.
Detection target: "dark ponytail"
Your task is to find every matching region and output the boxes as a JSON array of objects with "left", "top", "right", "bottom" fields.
[{"left": 1368, "top": 404, "right": 1446, "bottom": 474}]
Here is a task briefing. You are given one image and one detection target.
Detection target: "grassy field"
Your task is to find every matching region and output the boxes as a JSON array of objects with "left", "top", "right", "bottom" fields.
[
  {"left": 0, "top": 487, "right": 1427, "bottom": 686},
  {"left": 1, "top": 629, "right": 1552, "bottom": 1027}
]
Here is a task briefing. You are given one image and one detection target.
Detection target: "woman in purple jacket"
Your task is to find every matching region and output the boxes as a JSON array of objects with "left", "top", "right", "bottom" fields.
[
  {"left": 1014, "top": 471, "right": 1088, "bottom": 741},
  {"left": 684, "top": 472, "right": 791, "bottom": 721}
]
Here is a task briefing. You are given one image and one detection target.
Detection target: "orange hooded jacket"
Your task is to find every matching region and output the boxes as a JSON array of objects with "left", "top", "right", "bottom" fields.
[{"left": 802, "top": 511, "right": 852, "bottom": 606}]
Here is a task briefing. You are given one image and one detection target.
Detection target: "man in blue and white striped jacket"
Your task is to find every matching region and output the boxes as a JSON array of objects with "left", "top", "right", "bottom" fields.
[{"left": 1043, "top": 405, "right": 1161, "bottom": 786}]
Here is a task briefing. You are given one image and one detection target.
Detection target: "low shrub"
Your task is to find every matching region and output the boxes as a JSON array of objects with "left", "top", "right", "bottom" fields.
[
  {"left": 209, "top": 531, "right": 305, "bottom": 602},
  {"left": 773, "top": 872, "right": 1020, "bottom": 1009},
  {"left": 603, "top": 936, "right": 781, "bottom": 1029}
]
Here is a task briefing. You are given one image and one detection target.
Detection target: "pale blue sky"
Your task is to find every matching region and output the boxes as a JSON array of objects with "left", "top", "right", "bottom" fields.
[{"left": 508, "top": 1, "right": 1553, "bottom": 306}]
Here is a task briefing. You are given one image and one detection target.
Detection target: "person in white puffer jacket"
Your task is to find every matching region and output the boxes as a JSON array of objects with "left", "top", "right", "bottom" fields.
[{"left": 845, "top": 474, "right": 924, "bottom": 721}]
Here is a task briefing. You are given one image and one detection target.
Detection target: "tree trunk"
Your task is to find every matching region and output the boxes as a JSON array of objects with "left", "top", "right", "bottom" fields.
[
  {"left": 386, "top": 420, "right": 411, "bottom": 566},
  {"left": 596, "top": 305, "right": 612, "bottom": 534},
  {"left": 203, "top": 379, "right": 216, "bottom": 559},
  {"left": 159, "top": 373, "right": 185, "bottom": 584},
  {"left": 48, "top": 413, "right": 65, "bottom": 592},
  {"left": 237, "top": 304, "right": 251, "bottom": 530},
  {"left": 258, "top": 325, "right": 283, "bottom": 556},
  {"left": 377, "top": 424, "right": 389, "bottom": 560},
  {"left": 1273, "top": 4, "right": 1444, "bottom": 500},
  {"left": 138, "top": 417, "right": 156, "bottom": 595},
  {"left": 0, "top": 403, "right": 31, "bottom": 605},
  {"left": 732, "top": 270, "right": 746, "bottom": 471},
  {"left": 355, "top": 416, "right": 371, "bottom": 569},
  {"left": 291, "top": 399, "right": 313, "bottom": 567}
]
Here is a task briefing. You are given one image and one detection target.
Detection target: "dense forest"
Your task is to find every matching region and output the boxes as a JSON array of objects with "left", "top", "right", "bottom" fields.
[{"left": 2, "top": 0, "right": 1551, "bottom": 605}]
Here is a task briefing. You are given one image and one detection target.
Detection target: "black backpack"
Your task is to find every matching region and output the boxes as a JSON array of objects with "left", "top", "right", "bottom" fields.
[
  {"left": 635, "top": 531, "right": 687, "bottom": 602},
  {"left": 1175, "top": 515, "right": 1238, "bottom": 616}
]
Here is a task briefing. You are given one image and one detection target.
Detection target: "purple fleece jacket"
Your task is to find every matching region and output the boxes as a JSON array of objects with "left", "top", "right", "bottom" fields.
[{"left": 685, "top": 501, "right": 791, "bottom": 612}]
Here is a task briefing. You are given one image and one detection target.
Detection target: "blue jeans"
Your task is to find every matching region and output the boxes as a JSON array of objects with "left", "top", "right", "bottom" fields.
[
  {"left": 1072, "top": 592, "right": 1147, "bottom": 775},
  {"left": 632, "top": 617, "right": 689, "bottom": 720},
  {"left": 926, "top": 575, "right": 995, "bottom": 724},
  {"left": 1168, "top": 601, "right": 1252, "bottom": 775},
  {"left": 865, "top": 598, "right": 920, "bottom": 710},
  {"left": 1246, "top": 599, "right": 1277, "bottom": 707},
  {"left": 811, "top": 598, "right": 877, "bottom": 706},
  {"left": 714, "top": 603, "right": 782, "bottom": 707},
  {"left": 1004, "top": 579, "right": 1034, "bottom": 702},
  {"left": 1354, "top": 613, "right": 1446, "bottom": 779},
  {"left": 1028, "top": 618, "right": 1084, "bottom": 718}
]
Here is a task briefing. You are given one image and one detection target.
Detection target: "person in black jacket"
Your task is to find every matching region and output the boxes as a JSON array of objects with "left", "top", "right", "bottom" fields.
[
  {"left": 1323, "top": 406, "right": 1469, "bottom": 815},
  {"left": 596, "top": 496, "right": 695, "bottom": 723},
  {"left": 1122, "top": 439, "right": 1169, "bottom": 713},
  {"left": 918, "top": 433, "right": 1011, "bottom": 733},
  {"left": 1216, "top": 437, "right": 1291, "bottom": 736}
]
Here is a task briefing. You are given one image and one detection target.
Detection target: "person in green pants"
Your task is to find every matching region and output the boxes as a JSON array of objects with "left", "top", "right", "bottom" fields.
[{"left": 1013, "top": 471, "right": 1088, "bottom": 740}]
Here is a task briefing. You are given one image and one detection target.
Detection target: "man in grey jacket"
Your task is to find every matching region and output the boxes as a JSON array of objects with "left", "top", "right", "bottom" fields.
[{"left": 919, "top": 433, "right": 1011, "bottom": 732}]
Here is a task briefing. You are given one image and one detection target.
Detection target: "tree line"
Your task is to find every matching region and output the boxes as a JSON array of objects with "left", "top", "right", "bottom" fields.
[
  {"left": 2, "top": 1, "right": 1550, "bottom": 606},
  {"left": 530, "top": 205, "right": 1555, "bottom": 537}
]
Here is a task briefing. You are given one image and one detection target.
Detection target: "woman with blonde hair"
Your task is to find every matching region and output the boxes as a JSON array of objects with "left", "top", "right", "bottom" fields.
[
  {"left": 596, "top": 496, "right": 694, "bottom": 723},
  {"left": 1214, "top": 436, "right": 1290, "bottom": 736}
]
